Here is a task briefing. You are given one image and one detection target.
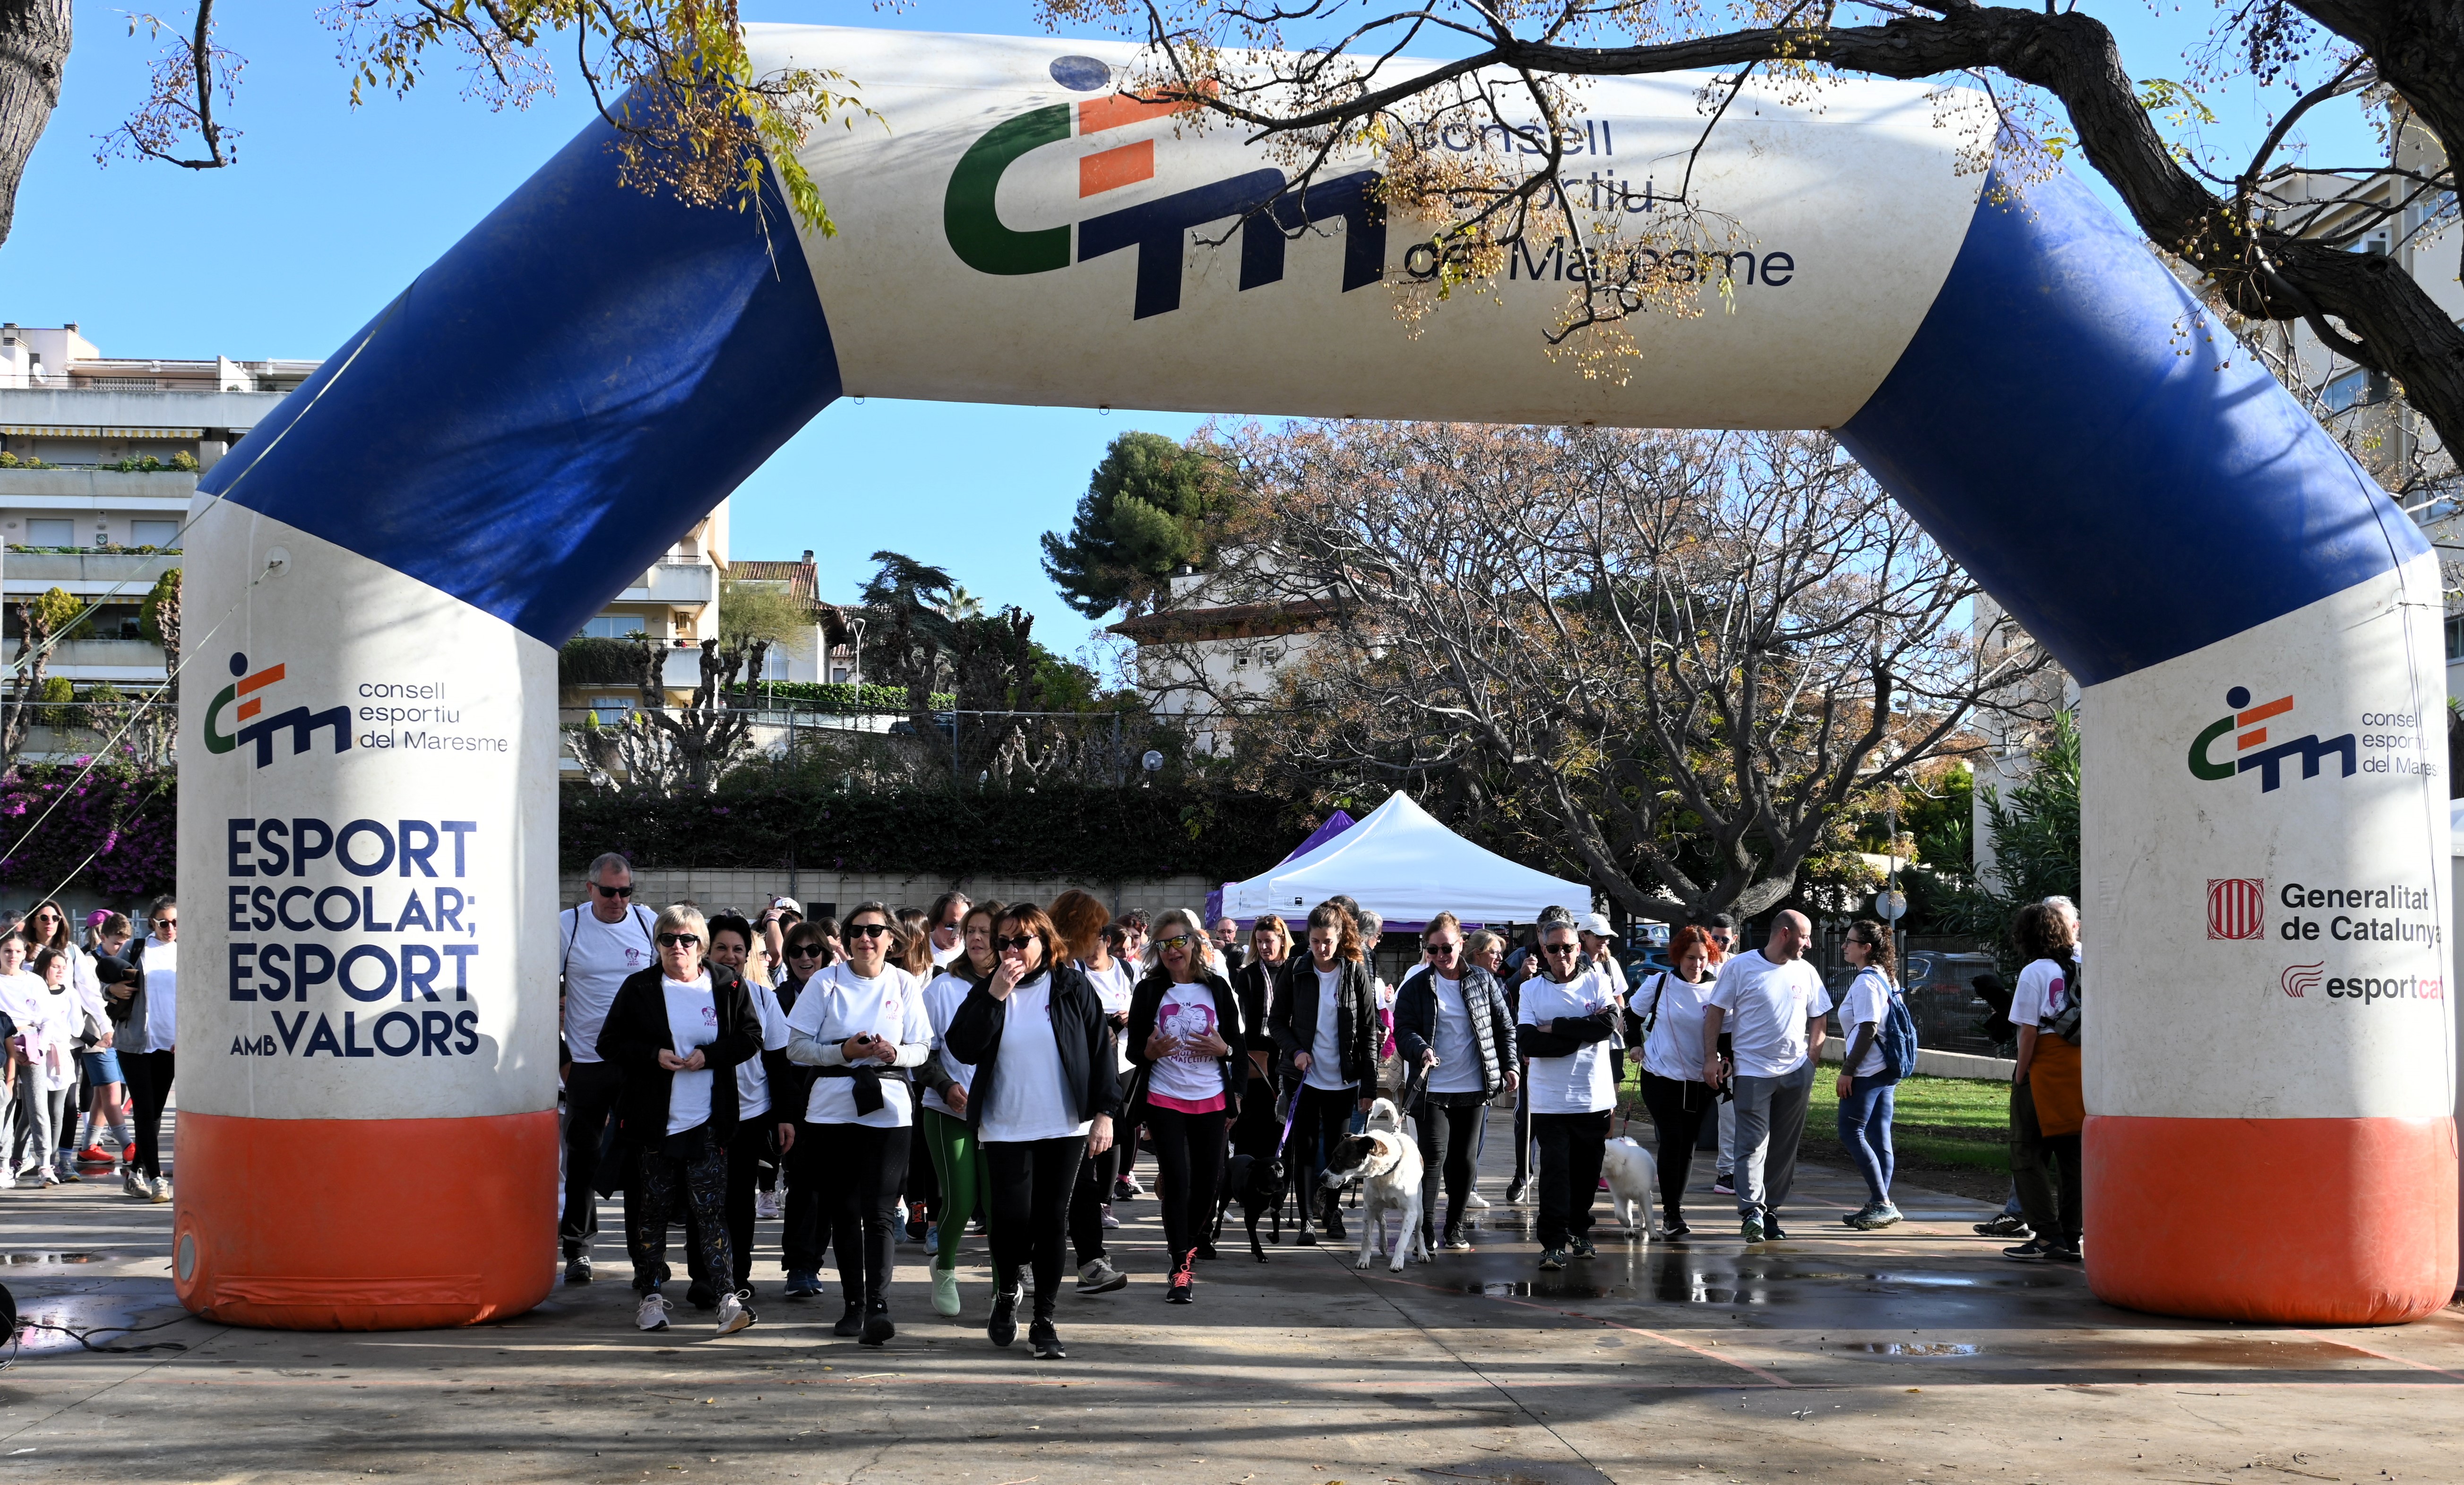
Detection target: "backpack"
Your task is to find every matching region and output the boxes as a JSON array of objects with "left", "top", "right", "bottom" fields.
[
  {"left": 2041, "top": 955, "right": 2083, "bottom": 1047},
  {"left": 1874, "top": 976, "right": 1920, "bottom": 1084}
]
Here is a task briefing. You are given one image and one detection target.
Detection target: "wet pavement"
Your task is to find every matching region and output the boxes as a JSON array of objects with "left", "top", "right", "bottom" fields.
[{"left": 4, "top": 1103, "right": 2461, "bottom": 1484}]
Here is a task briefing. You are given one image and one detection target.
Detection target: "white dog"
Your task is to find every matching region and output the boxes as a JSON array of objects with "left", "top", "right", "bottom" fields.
[
  {"left": 1601, "top": 1136, "right": 1659, "bottom": 1239},
  {"left": 1320, "top": 1099, "right": 1429, "bottom": 1271}
]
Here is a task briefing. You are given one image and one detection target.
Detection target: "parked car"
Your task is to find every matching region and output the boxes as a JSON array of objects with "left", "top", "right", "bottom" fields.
[{"left": 1901, "top": 950, "right": 2002, "bottom": 1053}]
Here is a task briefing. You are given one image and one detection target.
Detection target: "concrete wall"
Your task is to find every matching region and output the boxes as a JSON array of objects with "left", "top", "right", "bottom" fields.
[{"left": 555, "top": 866, "right": 1218, "bottom": 922}]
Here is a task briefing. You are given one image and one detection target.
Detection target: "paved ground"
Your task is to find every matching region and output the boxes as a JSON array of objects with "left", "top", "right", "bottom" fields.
[{"left": 4, "top": 1104, "right": 2462, "bottom": 1485}]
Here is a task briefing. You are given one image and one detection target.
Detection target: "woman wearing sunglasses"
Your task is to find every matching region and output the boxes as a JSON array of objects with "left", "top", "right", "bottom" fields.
[
  {"left": 1125, "top": 907, "right": 1246, "bottom": 1303},
  {"left": 594, "top": 904, "right": 762, "bottom": 1336},
  {"left": 784, "top": 900, "right": 933, "bottom": 1346},
  {"left": 1392, "top": 913, "right": 1518, "bottom": 1252},
  {"left": 916, "top": 899, "right": 1004, "bottom": 1317},
  {"left": 771, "top": 921, "right": 831, "bottom": 1296},
  {"left": 944, "top": 903, "right": 1123, "bottom": 1360},
  {"left": 1517, "top": 920, "right": 1621, "bottom": 1272},
  {"left": 23, "top": 898, "right": 98, "bottom": 1183},
  {"left": 1631, "top": 925, "right": 1723, "bottom": 1237}
]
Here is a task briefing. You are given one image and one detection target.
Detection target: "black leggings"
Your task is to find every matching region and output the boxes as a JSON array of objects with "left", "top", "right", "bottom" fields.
[
  {"left": 807, "top": 1122, "right": 910, "bottom": 1305},
  {"left": 1144, "top": 1105, "right": 1228, "bottom": 1263},
  {"left": 121, "top": 1050, "right": 175, "bottom": 1180},
  {"left": 1532, "top": 1109, "right": 1611, "bottom": 1250},
  {"left": 986, "top": 1135, "right": 1086, "bottom": 1317},
  {"left": 1291, "top": 1082, "right": 1358, "bottom": 1209},
  {"left": 1636, "top": 1071, "right": 1714, "bottom": 1222},
  {"left": 1414, "top": 1096, "right": 1484, "bottom": 1241}
]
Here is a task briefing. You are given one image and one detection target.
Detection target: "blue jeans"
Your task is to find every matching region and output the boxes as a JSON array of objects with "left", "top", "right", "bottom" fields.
[{"left": 1836, "top": 1074, "right": 1897, "bottom": 1204}]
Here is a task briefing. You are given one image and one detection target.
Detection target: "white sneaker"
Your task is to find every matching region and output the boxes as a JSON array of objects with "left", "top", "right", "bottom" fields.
[
  {"left": 1466, "top": 1191, "right": 1491, "bottom": 1209},
  {"left": 150, "top": 1177, "right": 173, "bottom": 1204},
  {"left": 930, "top": 1269, "right": 961, "bottom": 1317},
  {"left": 714, "top": 1291, "right": 755, "bottom": 1336},
  {"left": 756, "top": 1190, "right": 782, "bottom": 1220},
  {"left": 38, "top": 1169, "right": 61, "bottom": 1188},
  {"left": 637, "top": 1293, "right": 672, "bottom": 1331},
  {"left": 1099, "top": 1203, "right": 1120, "bottom": 1230},
  {"left": 123, "top": 1167, "right": 151, "bottom": 1198}
]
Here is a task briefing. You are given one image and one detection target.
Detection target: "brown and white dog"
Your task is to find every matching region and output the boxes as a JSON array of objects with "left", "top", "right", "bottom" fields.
[{"left": 1319, "top": 1098, "right": 1429, "bottom": 1272}]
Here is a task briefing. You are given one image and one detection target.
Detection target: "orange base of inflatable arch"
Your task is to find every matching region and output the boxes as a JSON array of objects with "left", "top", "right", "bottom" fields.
[
  {"left": 173, "top": 1110, "right": 559, "bottom": 1330},
  {"left": 2085, "top": 1114, "right": 2458, "bottom": 1325}
]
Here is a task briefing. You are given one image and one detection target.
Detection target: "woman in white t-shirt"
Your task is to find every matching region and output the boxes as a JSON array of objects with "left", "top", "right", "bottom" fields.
[
  {"left": 943, "top": 903, "right": 1122, "bottom": 1361},
  {"left": 1832, "top": 920, "right": 1904, "bottom": 1230},
  {"left": 784, "top": 901, "right": 934, "bottom": 1346},
  {"left": 1515, "top": 923, "right": 1621, "bottom": 1270},
  {"left": 697, "top": 915, "right": 795, "bottom": 1302},
  {"left": 1631, "top": 925, "right": 1722, "bottom": 1236},
  {"left": 594, "top": 905, "right": 763, "bottom": 1338},
  {"left": 1051, "top": 889, "right": 1138, "bottom": 1273},
  {"left": 8, "top": 945, "right": 77, "bottom": 1186},
  {"left": 1126, "top": 907, "right": 1247, "bottom": 1304}
]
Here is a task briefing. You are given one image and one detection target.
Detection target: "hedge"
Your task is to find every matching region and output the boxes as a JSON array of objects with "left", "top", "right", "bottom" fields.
[
  {"left": 561, "top": 784, "right": 1298, "bottom": 880},
  {"left": 721, "top": 682, "right": 954, "bottom": 714}
]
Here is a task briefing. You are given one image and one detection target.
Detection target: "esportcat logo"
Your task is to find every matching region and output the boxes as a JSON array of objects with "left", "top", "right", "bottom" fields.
[
  {"left": 943, "top": 88, "right": 1385, "bottom": 319},
  {"left": 2185, "top": 685, "right": 2354, "bottom": 792},
  {"left": 204, "top": 651, "right": 351, "bottom": 768}
]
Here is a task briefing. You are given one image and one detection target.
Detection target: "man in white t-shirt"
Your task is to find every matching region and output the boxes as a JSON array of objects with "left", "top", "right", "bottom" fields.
[
  {"left": 559, "top": 852, "right": 659, "bottom": 1281},
  {"left": 926, "top": 891, "right": 971, "bottom": 969},
  {"left": 1702, "top": 910, "right": 1831, "bottom": 1243}
]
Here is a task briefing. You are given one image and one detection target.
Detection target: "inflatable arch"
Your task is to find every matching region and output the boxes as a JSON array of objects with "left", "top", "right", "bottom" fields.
[{"left": 173, "top": 24, "right": 2456, "bottom": 1329}]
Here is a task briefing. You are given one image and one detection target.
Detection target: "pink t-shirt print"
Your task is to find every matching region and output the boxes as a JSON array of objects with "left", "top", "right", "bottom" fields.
[{"left": 1148, "top": 990, "right": 1228, "bottom": 1114}]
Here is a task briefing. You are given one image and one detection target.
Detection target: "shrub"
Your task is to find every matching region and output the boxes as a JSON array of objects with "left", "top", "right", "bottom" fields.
[{"left": 721, "top": 681, "right": 954, "bottom": 714}]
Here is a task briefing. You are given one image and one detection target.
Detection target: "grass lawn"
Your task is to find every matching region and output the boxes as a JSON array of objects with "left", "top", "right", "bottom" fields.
[{"left": 1624, "top": 1071, "right": 2016, "bottom": 1204}]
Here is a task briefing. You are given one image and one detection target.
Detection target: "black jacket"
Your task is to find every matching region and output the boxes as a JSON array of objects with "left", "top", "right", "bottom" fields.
[
  {"left": 1230, "top": 957, "right": 1285, "bottom": 1055},
  {"left": 943, "top": 961, "right": 1124, "bottom": 1136},
  {"left": 1269, "top": 954, "right": 1378, "bottom": 1088},
  {"left": 1392, "top": 963, "right": 1517, "bottom": 1099},
  {"left": 595, "top": 965, "right": 761, "bottom": 1147},
  {"left": 1125, "top": 967, "right": 1250, "bottom": 1112}
]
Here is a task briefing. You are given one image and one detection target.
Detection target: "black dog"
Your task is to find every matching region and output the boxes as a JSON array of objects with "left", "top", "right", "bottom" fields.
[{"left": 1214, "top": 1151, "right": 1288, "bottom": 1262}]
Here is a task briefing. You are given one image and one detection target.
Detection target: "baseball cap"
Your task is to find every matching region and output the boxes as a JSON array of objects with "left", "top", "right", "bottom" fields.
[
  {"left": 772, "top": 896, "right": 803, "bottom": 915},
  {"left": 1578, "top": 912, "right": 1615, "bottom": 937}
]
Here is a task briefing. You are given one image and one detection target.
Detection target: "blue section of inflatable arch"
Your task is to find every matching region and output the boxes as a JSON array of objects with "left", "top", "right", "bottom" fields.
[
  {"left": 1838, "top": 160, "right": 2427, "bottom": 688},
  {"left": 199, "top": 113, "right": 842, "bottom": 649}
]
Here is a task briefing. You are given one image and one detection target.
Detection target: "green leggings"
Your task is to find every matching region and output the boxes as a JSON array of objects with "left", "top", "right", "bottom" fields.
[{"left": 921, "top": 1106, "right": 985, "bottom": 1274}]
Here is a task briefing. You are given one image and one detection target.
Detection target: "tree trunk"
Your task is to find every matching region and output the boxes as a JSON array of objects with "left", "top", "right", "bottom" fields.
[{"left": 0, "top": 0, "right": 70, "bottom": 249}]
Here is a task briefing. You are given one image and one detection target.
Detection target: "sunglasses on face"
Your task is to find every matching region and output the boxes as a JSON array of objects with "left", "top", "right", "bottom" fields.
[
  {"left": 996, "top": 935, "right": 1038, "bottom": 951},
  {"left": 594, "top": 883, "right": 634, "bottom": 898},
  {"left": 32, "top": 911, "right": 60, "bottom": 923},
  {"left": 657, "top": 932, "right": 700, "bottom": 949},
  {"left": 154, "top": 917, "right": 178, "bottom": 928},
  {"left": 845, "top": 922, "right": 892, "bottom": 939},
  {"left": 786, "top": 943, "right": 825, "bottom": 958},
  {"left": 1542, "top": 943, "right": 1578, "bottom": 956},
  {"left": 1155, "top": 934, "right": 1193, "bottom": 950},
  {"left": 1426, "top": 941, "right": 1460, "bottom": 956}
]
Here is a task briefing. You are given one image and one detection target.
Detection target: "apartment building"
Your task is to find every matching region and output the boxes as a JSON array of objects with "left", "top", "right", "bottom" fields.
[
  {"left": 729, "top": 549, "right": 862, "bottom": 684},
  {"left": 0, "top": 322, "right": 317, "bottom": 687}
]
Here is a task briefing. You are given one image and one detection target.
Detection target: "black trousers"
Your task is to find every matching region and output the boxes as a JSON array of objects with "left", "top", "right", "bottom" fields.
[
  {"left": 2011, "top": 1082, "right": 2084, "bottom": 1246},
  {"left": 121, "top": 1049, "right": 176, "bottom": 1180},
  {"left": 986, "top": 1135, "right": 1086, "bottom": 1318},
  {"left": 1291, "top": 1082, "right": 1358, "bottom": 1213},
  {"left": 1532, "top": 1109, "right": 1611, "bottom": 1249},
  {"left": 905, "top": 1129, "right": 939, "bottom": 1226},
  {"left": 1070, "top": 1142, "right": 1110, "bottom": 1266},
  {"left": 783, "top": 1119, "right": 829, "bottom": 1276},
  {"left": 685, "top": 1116, "right": 775, "bottom": 1293},
  {"left": 1511, "top": 1070, "right": 1531, "bottom": 1183},
  {"left": 1144, "top": 1105, "right": 1228, "bottom": 1263},
  {"left": 807, "top": 1122, "right": 910, "bottom": 1305},
  {"left": 626, "top": 1130, "right": 728, "bottom": 1295},
  {"left": 560, "top": 1060, "right": 624, "bottom": 1254},
  {"left": 1414, "top": 1095, "right": 1485, "bottom": 1242},
  {"left": 1636, "top": 1071, "right": 1714, "bottom": 1222}
]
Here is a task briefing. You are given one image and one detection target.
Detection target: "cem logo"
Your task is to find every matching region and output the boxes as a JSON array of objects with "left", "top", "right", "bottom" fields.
[
  {"left": 203, "top": 652, "right": 352, "bottom": 768},
  {"left": 944, "top": 54, "right": 1385, "bottom": 320},
  {"left": 2281, "top": 962, "right": 2324, "bottom": 998},
  {"left": 2186, "top": 686, "right": 2355, "bottom": 792},
  {"left": 2206, "top": 877, "right": 2265, "bottom": 941}
]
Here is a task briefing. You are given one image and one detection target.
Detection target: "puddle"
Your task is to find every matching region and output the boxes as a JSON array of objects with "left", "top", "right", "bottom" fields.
[
  {"left": 1463, "top": 1282, "right": 1620, "bottom": 1300},
  {"left": 0, "top": 1252, "right": 104, "bottom": 1265},
  {"left": 1845, "top": 1341, "right": 1982, "bottom": 1356}
]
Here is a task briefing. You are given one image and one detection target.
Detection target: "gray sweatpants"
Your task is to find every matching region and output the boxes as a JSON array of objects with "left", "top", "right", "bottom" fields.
[{"left": 1729, "top": 1061, "right": 1816, "bottom": 1219}]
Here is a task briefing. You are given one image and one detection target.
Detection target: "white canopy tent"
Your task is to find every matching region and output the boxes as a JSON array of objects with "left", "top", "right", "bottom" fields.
[{"left": 1222, "top": 791, "right": 1592, "bottom": 929}]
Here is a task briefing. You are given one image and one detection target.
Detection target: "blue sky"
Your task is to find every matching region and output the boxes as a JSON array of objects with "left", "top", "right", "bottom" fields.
[{"left": 4, "top": 0, "right": 2379, "bottom": 659}]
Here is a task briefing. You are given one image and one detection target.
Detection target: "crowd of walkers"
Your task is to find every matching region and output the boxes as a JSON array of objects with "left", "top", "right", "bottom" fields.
[
  {"left": 0, "top": 895, "right": 179, "bottom": 1200},
  {"left": 551, "top": 851, "right": 2090, "bottom": 1356}
]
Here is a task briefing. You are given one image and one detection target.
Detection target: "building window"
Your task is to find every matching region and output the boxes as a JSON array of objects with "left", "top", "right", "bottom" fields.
[
  {"left": 131, "top": 518, "right": 179, "bottom": 547},
  {"left": 577, "top": 614, "right": 644, "bottom": 640},
  {"left": 2322, "top": 369, "right": 2368, "bottom": 413},
  {"left": 25, "top": 518, "right": 73, "bottom": 546},
  {"left": 589, "top": 695, "right": 634, "bottom": 722},
  {"left": 2448, "top": 613, "right": 2464, "bottom": 662}
]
